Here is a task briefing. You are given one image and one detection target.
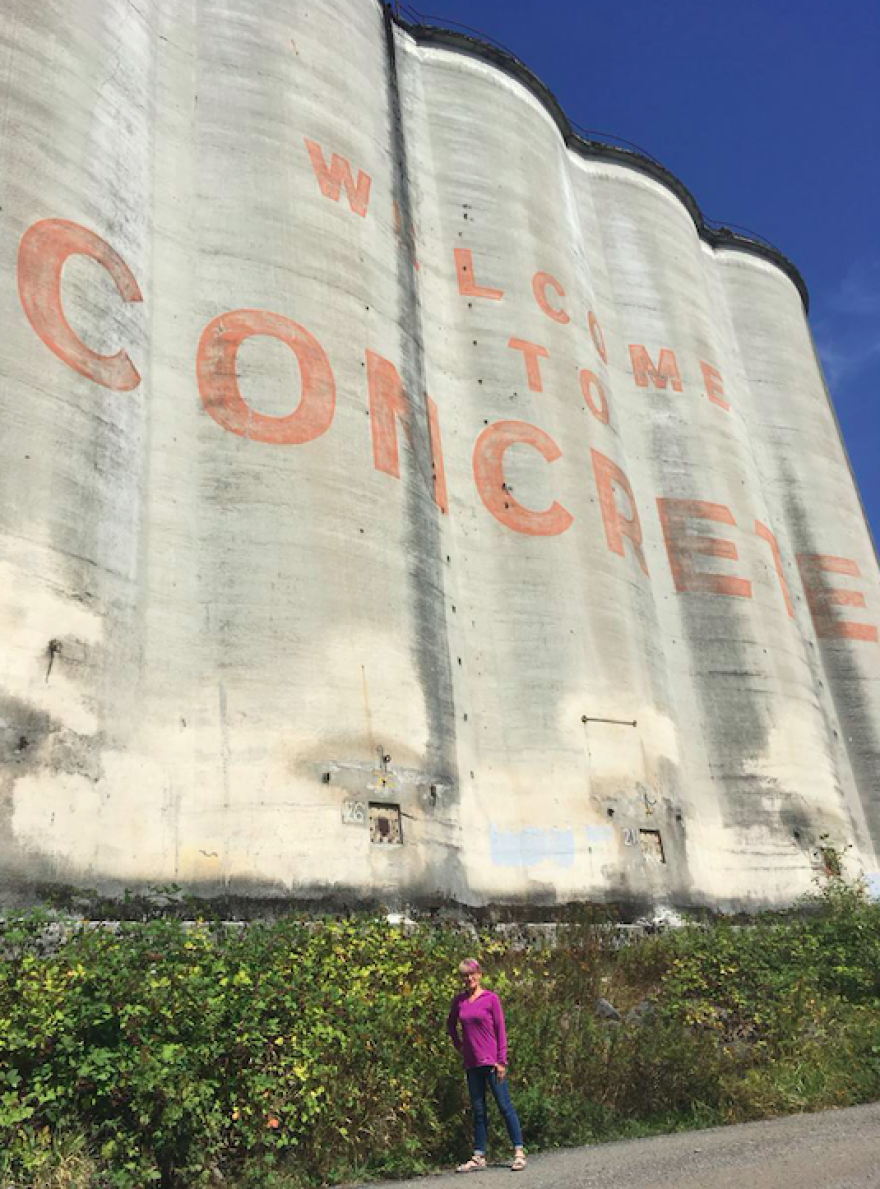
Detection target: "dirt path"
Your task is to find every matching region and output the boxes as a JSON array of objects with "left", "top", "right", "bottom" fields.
[{"left": 364, "top": 1101, "right": 880, "bottom": 1189}]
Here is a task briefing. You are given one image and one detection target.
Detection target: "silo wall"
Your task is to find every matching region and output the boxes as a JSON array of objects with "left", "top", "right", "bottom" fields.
[{"left": 0, "top": 0, "right": 877, "bottom": 911}]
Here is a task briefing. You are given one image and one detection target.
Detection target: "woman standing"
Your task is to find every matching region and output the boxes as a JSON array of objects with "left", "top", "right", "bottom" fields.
[{"left": 446, "top": 958, "right": 527, "bottom": 1172}]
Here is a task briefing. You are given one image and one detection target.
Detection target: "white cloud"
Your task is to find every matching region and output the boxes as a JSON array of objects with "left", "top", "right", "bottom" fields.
[{"left": 814, "top": 256, "right": 880, "bottom": 388}]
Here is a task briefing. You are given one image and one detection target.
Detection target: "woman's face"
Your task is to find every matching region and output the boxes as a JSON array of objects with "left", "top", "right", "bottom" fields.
[{"left": 460, "top": 967, "right": 482, "bottom": 994}]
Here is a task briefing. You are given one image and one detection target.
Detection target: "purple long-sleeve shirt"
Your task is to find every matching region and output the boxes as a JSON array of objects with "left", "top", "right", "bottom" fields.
[{"left": 446, "top": 990, "right": 508, "bottom": 1068}]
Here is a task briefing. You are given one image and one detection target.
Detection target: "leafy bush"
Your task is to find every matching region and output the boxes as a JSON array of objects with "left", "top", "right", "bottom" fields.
[{"left": 0, "top": 877, "right": 879, "bottom": 1187}]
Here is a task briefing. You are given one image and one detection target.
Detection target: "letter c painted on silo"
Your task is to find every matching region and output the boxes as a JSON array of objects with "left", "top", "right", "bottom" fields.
[
  {"left": 197, "top": 310, "right": 335, "bottom": 444},
  {"left": 18, "top": 219, "right": 143, "bottom": 391},
  {"left": 473, "top": 420, "right": 573, "bottom": 537}
]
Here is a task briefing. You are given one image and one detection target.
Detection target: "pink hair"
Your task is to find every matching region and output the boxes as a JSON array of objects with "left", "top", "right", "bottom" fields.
[{"left": 459, "top": 958, "right": 482, "bottom": 973}]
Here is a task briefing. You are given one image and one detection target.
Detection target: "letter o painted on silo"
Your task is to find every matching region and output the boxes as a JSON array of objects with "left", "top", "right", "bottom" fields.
[{"left": 197, "top": 309, "right": 336, "bottom": 444}]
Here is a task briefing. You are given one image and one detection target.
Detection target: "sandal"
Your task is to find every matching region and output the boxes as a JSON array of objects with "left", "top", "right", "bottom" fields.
[
  {"left": 511, "top": 1151, "right": 527, "bottom": 1172},
  {"left": 456, "top": 1154, "right": 487, "bottom": 1173}
]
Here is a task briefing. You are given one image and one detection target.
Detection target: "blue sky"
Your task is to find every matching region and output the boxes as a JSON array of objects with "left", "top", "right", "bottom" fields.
[{"left": 398, "top": 0, "right": 880, "bottom": 542}]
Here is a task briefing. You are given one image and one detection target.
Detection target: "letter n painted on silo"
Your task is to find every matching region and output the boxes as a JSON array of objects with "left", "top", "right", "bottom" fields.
[{"left": 365, "top": 350, "right": 447, "bottom": 513}]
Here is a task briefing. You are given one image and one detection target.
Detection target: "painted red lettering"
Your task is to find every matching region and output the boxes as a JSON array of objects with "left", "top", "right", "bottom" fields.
[
  {"left": 454, "top": 248, "right": 504, "bottom": 300},
  {"left": 18, "top": 219, "right": 142, "bottom": 391},
  {"left": 797, "top": 554, "right": 878, "bottom": 642},
  {"left": 197, "top": 310, "right": 335, "bottom": 444},
  {"left": 754, "top": 520, "right": 793, "bottom": 617},
  {"left": 365, "top": 350, "right": 447, "bottom": 513},
  {"left": 701, "top": 361, "right": 729, "bottom": 411},
  {"left": 591, "top": 450, "right": 648, "bottom": 574},
  {"left": 629, "top": 345, "right": 683, "bottom": 392},
  {"left": 508, "top": 338, "right": 549, "bottom": 393},
  {"left": 588, "top": 311, "right": 607, "bottom": 363},
  {"left": 580, "top": 370, "right": 609, "bottom": 424},
  {"left": 473, "top": 421, "right": 572, "bottom": 536},
  {"left": 532, "top": 272, "right": 569, "bottom": 324},
  {"left": 657, "top": 499, "right": 752, "bottom": 597},
  {"left": 304, "top": 139, "right": 372, "bottom": 217}
]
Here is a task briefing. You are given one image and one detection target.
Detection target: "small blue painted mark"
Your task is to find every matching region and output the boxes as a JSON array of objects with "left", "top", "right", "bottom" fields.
[{"left": 490, "top": 824, "right": 575, "bottom": 869}]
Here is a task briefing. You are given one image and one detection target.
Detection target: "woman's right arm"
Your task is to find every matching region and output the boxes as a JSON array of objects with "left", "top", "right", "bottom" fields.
[{"left": 446, "top": 997, "right": 462, "bottom": 1050}]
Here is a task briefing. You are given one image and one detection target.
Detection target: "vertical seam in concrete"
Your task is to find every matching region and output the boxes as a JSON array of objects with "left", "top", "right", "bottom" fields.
[{"left": 381, "top": 4, "right": 465, "bottom": 896}]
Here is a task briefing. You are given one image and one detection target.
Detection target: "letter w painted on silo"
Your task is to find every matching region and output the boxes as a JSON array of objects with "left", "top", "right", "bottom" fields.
[{"left": 304, "top": 139, "right": 372, "bottom": 217}]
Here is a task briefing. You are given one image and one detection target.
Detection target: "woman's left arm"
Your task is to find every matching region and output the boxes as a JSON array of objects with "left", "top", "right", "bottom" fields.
[{"left": 491, "top": 994, "right": 508, "bottom": 1072}]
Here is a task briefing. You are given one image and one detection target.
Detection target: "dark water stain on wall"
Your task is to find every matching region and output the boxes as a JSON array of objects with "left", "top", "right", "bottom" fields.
[
  {"left": 779, "top": 462, "right": 880, "bottom": 856},
  {"left": 0, "top": 694, "right": 104, "bottom": 895},
  {"left": 649, "top": 423, "right": 778, "bottom": 841},
  {"left": 381, "top": 8, "right": 465, "bottom": 898}
]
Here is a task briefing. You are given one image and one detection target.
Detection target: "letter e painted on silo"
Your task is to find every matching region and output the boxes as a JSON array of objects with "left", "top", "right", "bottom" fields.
[
  {"left": 797, "top": 554, "right": 879, "bottom": 642},
  {"left": 18, "top": 219, "right": 143, "bottom": 391},
  {"left": 700, "top": 361, "right": 730, "bottom": 411}
]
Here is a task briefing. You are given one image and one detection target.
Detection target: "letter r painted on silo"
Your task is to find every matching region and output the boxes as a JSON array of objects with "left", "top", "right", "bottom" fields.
[
  {"left": 365, "top": 350, "right": 448, "bottom": 514},
  {"left": 657, "top": 499, "right": 752, "bottom": 598},
  {"left": 797, "top": 554, "right": 879, "bottom": 642},
  {"left": 18, "top": 219, "right": 143, "bottom": 391},
  {"left": 473, "top": 421, "right": 572, "bottom": 536},
  {"left": 197, "top": 310, "right": 335, "bottom": 444},
  {"left": 304, "top": 139, "right": 372, "bottom": 217},
  {"left": 591, "top": 450, "right": 648, "bottom": 575}
]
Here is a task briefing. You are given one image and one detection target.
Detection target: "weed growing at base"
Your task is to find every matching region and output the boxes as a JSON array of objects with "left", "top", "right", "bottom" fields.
[{"left": 1, "top": 878, "right": 879, "bottom": 1188}]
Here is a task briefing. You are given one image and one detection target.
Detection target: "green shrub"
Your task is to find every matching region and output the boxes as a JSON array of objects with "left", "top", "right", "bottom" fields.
[{"left": 0, "top": 877, "right": 879, "bottom": 1187}]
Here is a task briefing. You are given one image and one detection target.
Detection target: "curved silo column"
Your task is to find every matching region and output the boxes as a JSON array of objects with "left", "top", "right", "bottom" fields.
[
  {"left": 720, "top": 252, "right": 880, "bottom": 876},
  {"left": 394, "top": 28, "right": 680, "bottom": 907},
  {"left": 582, "top": 160, "right": 866, "bottom": 905},
  {"left": 0, "top": 0, "right": 153, "bottom": 892}
]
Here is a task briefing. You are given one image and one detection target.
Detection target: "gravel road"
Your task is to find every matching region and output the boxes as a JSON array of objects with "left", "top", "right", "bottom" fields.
[{"left": 364, "top": 1102, "right": 880, "bottom": 1189}]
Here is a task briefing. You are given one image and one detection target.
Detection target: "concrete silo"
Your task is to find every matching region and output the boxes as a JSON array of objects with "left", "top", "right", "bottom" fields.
[{"left": 1, "top": 0, "right": 877, "bottom": 913}]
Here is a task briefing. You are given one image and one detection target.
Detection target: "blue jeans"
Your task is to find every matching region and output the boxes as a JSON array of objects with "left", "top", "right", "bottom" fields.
[{"left": 466, "top": 1065, "right": 524, "bottom": 1152}]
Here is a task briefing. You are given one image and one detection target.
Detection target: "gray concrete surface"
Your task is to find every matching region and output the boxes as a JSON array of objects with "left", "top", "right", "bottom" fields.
[
  {"left": 2, "top": 0, "right": 879, "bottom": 912},
  {"left": 369, "top": 1103, "right": 880, "bottom": 1189}
]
